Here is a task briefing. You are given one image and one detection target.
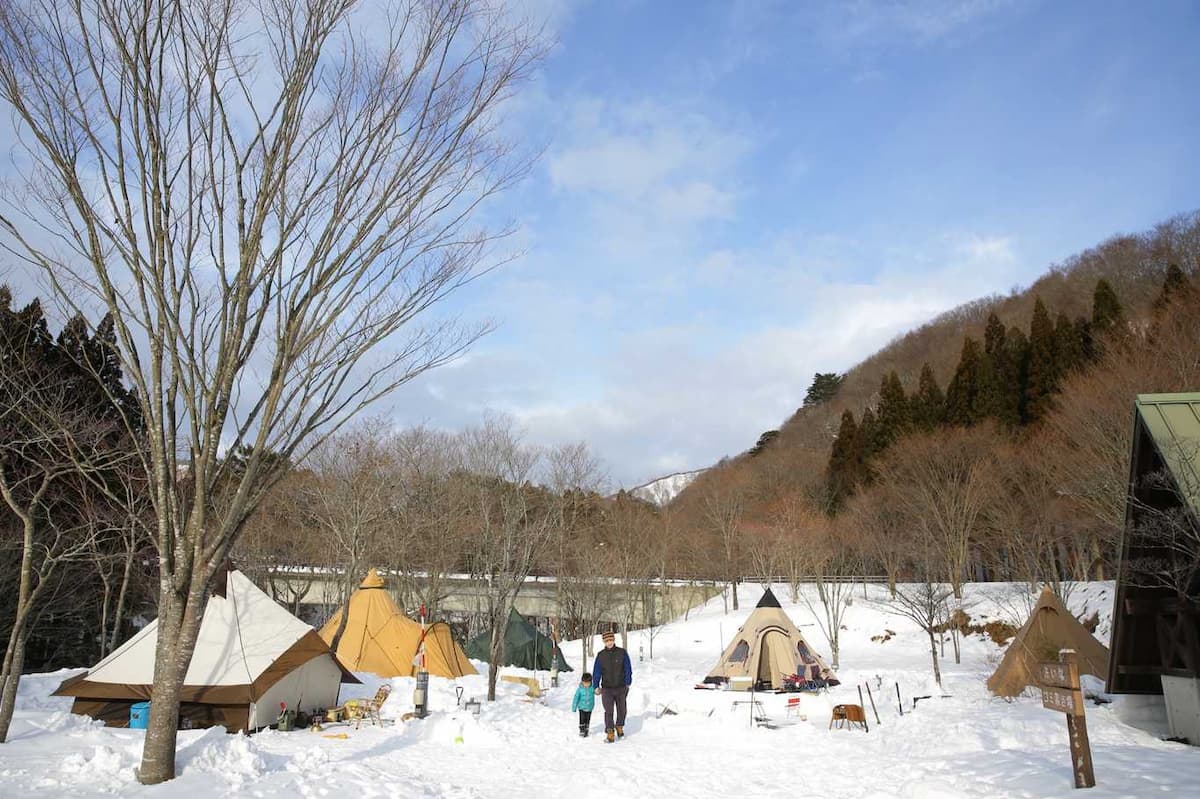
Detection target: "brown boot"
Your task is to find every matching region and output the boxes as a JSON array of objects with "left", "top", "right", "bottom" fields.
[
  {"left": 616, "top": 725, "right": 624, "bottom": 738},
  {"left": 605, "top": 728, "right": 615, "bottom": 743}
]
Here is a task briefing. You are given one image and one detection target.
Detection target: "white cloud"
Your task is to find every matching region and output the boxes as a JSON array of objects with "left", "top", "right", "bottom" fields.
[
  {"left": 820, "top": 0, "right": 1016, "bottom": 46},
  {"left": 547, "top": 99, "right": 750, "bottom": 229},
  {"left": 388, "top": 226, "right": 1026, "bottom": 487}
]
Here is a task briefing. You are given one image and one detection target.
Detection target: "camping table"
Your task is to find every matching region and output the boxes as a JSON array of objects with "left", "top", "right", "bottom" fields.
[{"left": 731, "top": 697, "right": 768, "bottom": 727}]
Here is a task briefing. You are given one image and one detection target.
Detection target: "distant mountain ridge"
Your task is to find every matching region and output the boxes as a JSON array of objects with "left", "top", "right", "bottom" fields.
[
  {"left": 629, "top": 469, "right": 706, "bottom": 506},
  {"left": 668, "top": 209, "right": 1200, "bottom": 519}
]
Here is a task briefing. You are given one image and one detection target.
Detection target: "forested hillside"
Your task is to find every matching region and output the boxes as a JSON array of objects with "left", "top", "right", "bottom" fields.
[{"left": 669, "top": 211, "right": 1200, "bottom": 597}]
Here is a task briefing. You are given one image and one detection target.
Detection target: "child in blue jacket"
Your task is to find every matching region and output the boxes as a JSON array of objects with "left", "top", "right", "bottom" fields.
[{"left": 571, "top": 672, "right": 596, "bottom": 737}]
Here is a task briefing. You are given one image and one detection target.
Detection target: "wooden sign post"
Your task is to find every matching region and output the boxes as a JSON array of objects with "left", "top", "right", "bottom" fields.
[{"left": 1039, "top": 649, "right": 1095, "bottom": 789}]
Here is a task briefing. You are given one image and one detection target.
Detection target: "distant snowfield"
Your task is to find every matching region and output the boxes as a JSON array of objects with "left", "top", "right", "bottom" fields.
[
  {"left": 629, "top": 469, "right": 703, "bottom": 505},
  {"left": 3, "top": 582, "right": 1197, "bottom": 798}
]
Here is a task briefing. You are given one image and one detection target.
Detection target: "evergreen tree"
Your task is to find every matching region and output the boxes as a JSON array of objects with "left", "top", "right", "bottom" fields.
[
  {"left": 1074, "top": 316, "right": 1095, "bottom": 363},
  {"left": 803, "top": 372, "right": 845, "bottom": 407},
  {"left": 976, "top": 313, "right": 1007, "bottom": 421},
  {"left": 945, "top": 337, "right": 983, "bottom": 426},
  {"left": 859, "top": 407, "right": 882, "bottom": 462},
  {"left": 748, "top": 429, "right": 779, "bottom": 457},
  {"left": 1091, "top": 279, "right": 1124, "bottom": 336},
  {"left": 826, "top": 410, "right": 863, "bottom": 509},
  {"left": 1154, "top": 263, "right": 1194, "bottom": 311},
  {"left": 1024, "top": 297, "right": 1057, "bottom": 423},
  {"left": 911, "top": 363, "right": 945, "bottom": 430},
  {"left": 999, "top": 326, "right": 1028, "bottom": 428},
  {"left": 1054, "top": 312, "right": 1084, "bottom": 375},
  {"left": 875, "top": 371, "right": 910, "bottom": 448}
]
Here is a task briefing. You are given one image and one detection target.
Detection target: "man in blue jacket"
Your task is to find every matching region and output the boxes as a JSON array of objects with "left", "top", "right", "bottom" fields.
[{"left": 592, "top": 630, "right": 632, "bottom": 742}]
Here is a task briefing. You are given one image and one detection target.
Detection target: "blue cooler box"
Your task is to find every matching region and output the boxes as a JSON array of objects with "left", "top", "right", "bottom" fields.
[{"left": 129, "top": 702, "right": 150, "bottom": 729}]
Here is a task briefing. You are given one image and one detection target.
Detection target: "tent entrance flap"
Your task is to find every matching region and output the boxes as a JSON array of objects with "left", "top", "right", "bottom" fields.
[{"left": 757, "top": 630, "right": 784, "bottom": 686}]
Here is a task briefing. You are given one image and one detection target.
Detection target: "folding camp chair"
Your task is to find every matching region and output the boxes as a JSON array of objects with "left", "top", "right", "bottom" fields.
[
  {"left": 328, "top": 684, "right": 392, "bottom": 729},
  {"left": 356, "top": 684, "right": 392, "bottom": 728}
]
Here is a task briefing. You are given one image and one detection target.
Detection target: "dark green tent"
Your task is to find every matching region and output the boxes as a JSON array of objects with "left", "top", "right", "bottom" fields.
[{"left": 466, "top": 608, "right": 572, "bottom": 672}]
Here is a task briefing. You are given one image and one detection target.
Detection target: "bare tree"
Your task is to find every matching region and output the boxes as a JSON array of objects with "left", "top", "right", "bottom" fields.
[
  {"left": 544, "top": 441, "right": 606, "bottom": 646},
  {"left": 0, "top": 0, "right": 541, "bottom": 781},
  {"left": 874, "top": 426, "right": 1002, "bottom": 598},
  {"left": 795, "top": 516, "right": 857, "bottom": 670},
  {"left": 305, "top": 420, "right": 397, "bottom": 649},
  {"left": 768, "top": 493, "right": 829, "bottom": 602},
  {"left": 842, "top": 484, "right": 910, "bottom": 598},
  {"left": 82, "top": 468, "right": 154, "bottom": 657},
  {"left": 458, "top": 415, "right": 556, "bottom": 701},
  {"left": 884, "top": 577, "right": 954, "bottom": 689},
  {"left": 0, "top": 311, "right": 140, "bottom": 742},
  {"left": 233, "top": 471, "right": 325, "bottom": 618},
  {"left": 557, "top": 541, "right": 618, "bottom": 665},
  {"left": 701, "top": 478, "right": 746, "bottom": 611}
]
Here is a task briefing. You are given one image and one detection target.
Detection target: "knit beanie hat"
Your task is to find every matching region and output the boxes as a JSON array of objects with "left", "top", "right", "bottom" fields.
[{"left": 601, "top": 631, "right": 615, "bottom": 642}]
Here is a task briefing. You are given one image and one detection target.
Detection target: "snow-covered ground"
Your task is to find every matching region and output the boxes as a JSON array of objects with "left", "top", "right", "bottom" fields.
[{"left": 3, "top": 581, "right": 1197, "bottom": 798}]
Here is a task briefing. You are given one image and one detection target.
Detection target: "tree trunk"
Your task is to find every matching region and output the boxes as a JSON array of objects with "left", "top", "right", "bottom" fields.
[
  {"left": 888, "top": 572, "right": 897, "bottom": 599},
  {"left": 0, "top": 513, "right": 40, "bottom": 743},
  {"left": 327, "top": 567, "right": 358, "bottom": 654},
  {"left": 487, "top": 632, "right": 503, "bottom": 702},
  {"left": 109, "top": 543, "right": 135, "bottom": 655},
  {"left": 0, "top": 626, "right": 30, "bottom": 743},
  {"left": 136, "top": 586, "right": 205, "bottom": 785},
  {"left": 928, "top": 631, "right": 942, "bottom": 688},
  {"left": 98, "top": 573, "right": 114, "bottom": 659},
  {"left": 1091, "top": 537, "right": 1106, "bottom": 581},
  {"left": 731, "top": 580, "right": 739, "bottom": 611},
  {"left": 485, "top": 609, "right": 510, "bottom": 702}
]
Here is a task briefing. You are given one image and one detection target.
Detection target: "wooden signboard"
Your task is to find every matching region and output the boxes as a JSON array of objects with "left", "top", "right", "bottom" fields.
[
  {"left": 1038, "top": 662, "right": 1079, "bottom": 691},
  {"left": 1039, "top": 650, "right": 1095, "bottom": 789},
  {"left": 1040, "top": 686, "right": 1081, "bottom": 715}
]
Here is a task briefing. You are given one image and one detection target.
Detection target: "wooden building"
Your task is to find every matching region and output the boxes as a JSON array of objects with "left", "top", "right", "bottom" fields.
[{"left": 1107, "top": 393, "right": 1200, "bottom": 743}]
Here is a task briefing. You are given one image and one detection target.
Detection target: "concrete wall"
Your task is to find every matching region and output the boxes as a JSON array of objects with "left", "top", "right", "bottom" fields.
[
  {"left": 1162, "top": 675, "right": 1200, "bottom": 744},
  {"left": 265, "top": 569, "right": 720, "bottom": 632}
]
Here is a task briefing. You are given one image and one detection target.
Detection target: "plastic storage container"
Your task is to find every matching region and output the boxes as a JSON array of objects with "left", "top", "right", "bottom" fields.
[{"left": 129, "top": 702, "right": 150, "bottom": 729}]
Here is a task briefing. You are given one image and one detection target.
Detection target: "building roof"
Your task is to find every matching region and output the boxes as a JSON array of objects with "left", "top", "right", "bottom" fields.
[{"left": 1134, "top": 393, "right": 1200, "bottom": 515}]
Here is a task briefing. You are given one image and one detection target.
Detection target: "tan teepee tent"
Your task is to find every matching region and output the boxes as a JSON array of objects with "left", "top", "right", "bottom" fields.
[
  {"left": 703, "top": 588, "right": 838, "bottom": 690},
  {"left": 987, "top": 587, "right": 1110, "bottom": 697},
  {"left": 319, "top": 569, "right": 476, "bottom": 679},
  {"left": 54, "top": 569, "right": 355, "bottom": 731}
]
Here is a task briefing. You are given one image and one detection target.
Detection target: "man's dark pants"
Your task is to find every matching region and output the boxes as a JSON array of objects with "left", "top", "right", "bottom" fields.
[{"left": 600, "top": 685, "right": 628, "bottom": 730}]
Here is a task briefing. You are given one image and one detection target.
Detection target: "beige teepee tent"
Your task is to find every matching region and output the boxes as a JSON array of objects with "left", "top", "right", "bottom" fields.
[
  {"left": 319, "top": 569, "right": 476, "bottom": 679},
  {"left": 987, "top": 587, "right": 1110, "bottom": 697},
  {"left": 703, "top": 588, "right": 838, "bottom": 690},
  {"left": 54, "top": 568, "right": 356, "bottom": 731}
]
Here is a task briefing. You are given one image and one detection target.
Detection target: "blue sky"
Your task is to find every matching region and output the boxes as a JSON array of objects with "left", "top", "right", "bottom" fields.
[
  {"left": 4, "top": 1, "right": 1197, "bottom": 489},
  {"left": 381, "top": 0, "right": 1200, "bottom": 487}
]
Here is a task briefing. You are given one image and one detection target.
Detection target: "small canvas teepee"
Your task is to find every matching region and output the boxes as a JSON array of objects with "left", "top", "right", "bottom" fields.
[
  {"left": 987, "top": 587, "right": 1110, "bottom": 697},
  {"left": 54, "top": 569, "right": 355, "bottom": 731},
  {"left": 704, "top": 588, "right": 837, "bottom": 690},
  {"left": 319, "top": 569, "right": 476, "bottom": 679}
]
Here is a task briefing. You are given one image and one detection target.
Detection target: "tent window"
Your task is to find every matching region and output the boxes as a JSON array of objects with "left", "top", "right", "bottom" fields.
[
  {"left": 730, "top": 640, "right": 750, "bottom": 663},
  {"left": 797, "top": 641, "right": 814, "bottom": 664}
]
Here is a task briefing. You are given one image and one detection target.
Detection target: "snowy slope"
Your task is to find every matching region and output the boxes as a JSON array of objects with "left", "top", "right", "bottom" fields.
[
  {"left": 2, "top": 581, "right": 1196, "bottom": 798},
  {"left": 629, "top": 469, "right": 703, "bottom": 505}
]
